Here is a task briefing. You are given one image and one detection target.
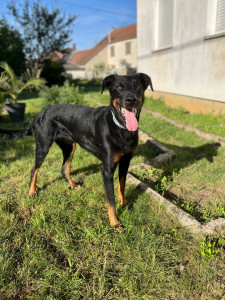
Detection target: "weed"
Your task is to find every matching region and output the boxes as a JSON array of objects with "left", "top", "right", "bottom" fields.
[
  {"left": 199, "top": 235, "right": 225, "bottom": 260},
  {"left": 200, "top": 202, "right": 225, "bottom": 222},
  {"left": 166, "top": 228, "right": 183, "bottom": 241}
]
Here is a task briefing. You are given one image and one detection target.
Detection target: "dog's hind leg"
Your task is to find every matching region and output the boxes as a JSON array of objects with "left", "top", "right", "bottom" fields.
[
  {"left": 56, "top": 141, "right": 82, "bottom": 189},
  {"left": 29, "top": 129, "right": 54, "bottom": 197}
]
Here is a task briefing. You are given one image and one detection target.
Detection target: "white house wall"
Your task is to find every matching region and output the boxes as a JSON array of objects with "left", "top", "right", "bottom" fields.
[{"left": 137, "top": 0, "right": 225, "bottom": 102}]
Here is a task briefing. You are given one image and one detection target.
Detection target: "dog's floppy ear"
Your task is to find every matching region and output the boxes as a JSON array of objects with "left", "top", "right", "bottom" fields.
[
  {"left": 136, "top": 73, "right": 154, "bottom": 91},
  {"left": 101, "top": 74, "right": 116, "bottom": 94}
]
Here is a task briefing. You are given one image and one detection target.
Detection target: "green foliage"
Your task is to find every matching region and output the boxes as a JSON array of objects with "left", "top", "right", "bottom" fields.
[
  {"left": 199, "top": 235, "right": 225, "bottom": 260},
  {"left": 200, "top": 202, "right": 225, "bottom": 222},
  {"left": 0, "top": 62, "right": 45, "bottom": 104},
  {"left": 200, "top": 237, "right": 219, "bottom": 260},
  {"left": 0, "top": 19, "right": 25, "bottom": 75},
  {"left": 134, "top": 165, "right": 173, "bottom": 194},
  {"left": 0, "top": 92, "right": 5, "bottom": 115},
  {"left": 41, "top": 59, "right": 65, "bottom": 86},
  {"left": 39, "top": 80, "right": 82, "bottom": 108},
  {"left": 7, "top": 0, "right": 76, "bottom": 68}
]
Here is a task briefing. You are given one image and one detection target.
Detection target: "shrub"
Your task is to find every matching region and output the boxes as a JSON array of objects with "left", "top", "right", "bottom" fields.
[
  {"left": 0, "top": 92, "right": 5, "bottom": 117},
  {"left": 41, "top": 59, "right": 65, "bottom": 86},
  {"left": 39, "top": 80, "right": 82, "bottom": 108}
]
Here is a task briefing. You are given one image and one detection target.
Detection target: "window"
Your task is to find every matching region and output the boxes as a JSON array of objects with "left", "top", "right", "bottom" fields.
[
  {"left": 110, "top": 46, "right": 115, "bottom": 57},
  {"left": 154, "top": 0, "right": 173, "bottom": 50},
  {"left": 216, "top": 0, "right": 225, "bottom": 34},
  {"left": 206, "top": 0, "right": 225, "bottom": 37},
  {"left": 125, "top": 42, "right": 131, "bottom": 55}
]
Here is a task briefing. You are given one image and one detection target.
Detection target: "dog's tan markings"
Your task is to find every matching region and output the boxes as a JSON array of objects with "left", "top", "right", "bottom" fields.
[
  {"left": 112, "top": 152, "right": 123, "bottom": 163},
  {"left": 29, "top": 168, "right": 39, "bottom": 197},
  {"left": 138, "top": 97, "right": 143, "bottom": 106},
  {"left": 107, "top": 200, "right": 121, "bottom": 228},
  {"left": 131, "top": 146, "right": 137, "bottom": 156},
  {"left": 118, "top": 176, "right": 129, "bottom": 207},
  {"left": 113, "top": 98, "right": 121, "bottom": 111},
  {"left": 65, "top": 143, "right": 81, "bottom": 189}
]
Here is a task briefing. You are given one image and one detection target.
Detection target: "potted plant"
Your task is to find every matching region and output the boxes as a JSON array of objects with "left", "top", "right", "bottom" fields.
[{"left": 0, "top": 62, "right": 45, "bottom": 122}]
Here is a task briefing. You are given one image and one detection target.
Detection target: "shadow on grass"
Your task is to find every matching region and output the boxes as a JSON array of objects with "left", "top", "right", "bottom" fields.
[
  {"left": 137, "top": 141, "right": 220, "bottom": 170},
  {"left": 164, "top": 141, "right": 220, "bottom": 167},
  {"left": 0, "top": 137, "right": 35, "bottom": 163},
  {"left": 40, "top": 163, "right": 100, "bottom": 191}
]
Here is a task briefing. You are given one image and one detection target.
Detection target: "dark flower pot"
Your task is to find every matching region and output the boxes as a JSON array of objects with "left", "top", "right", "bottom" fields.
[{"left": 5, "top": 103, "right": 26, "bottom": 123}]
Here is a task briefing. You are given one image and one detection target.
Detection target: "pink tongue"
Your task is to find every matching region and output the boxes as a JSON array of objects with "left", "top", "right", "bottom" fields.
[{"left": 124, "top": 108, "right": 138, "bottom": 131}]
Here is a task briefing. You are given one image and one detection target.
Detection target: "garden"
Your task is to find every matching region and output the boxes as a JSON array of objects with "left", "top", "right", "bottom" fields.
[{"left": 0, "top": 71, "right": 225, "bottom": 298}]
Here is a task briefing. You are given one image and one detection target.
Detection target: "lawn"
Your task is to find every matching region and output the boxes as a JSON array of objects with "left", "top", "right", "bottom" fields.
[{"left": 0, "top": 90, "right": 225, "bottom": 299}]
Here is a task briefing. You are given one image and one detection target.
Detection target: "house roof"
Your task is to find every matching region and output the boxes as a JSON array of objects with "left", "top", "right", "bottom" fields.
[
  {"left": 70, "top": 23, "right": 136, "bottom": 66},
  {"left": 109, "top": 23, "right": 136, "bottom": 44},
  {"left": 43, "top": 45, "right": 75, "bottom": 62}
]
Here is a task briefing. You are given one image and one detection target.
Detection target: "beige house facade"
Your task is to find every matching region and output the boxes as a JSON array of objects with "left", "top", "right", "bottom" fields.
[{"left": 137, "top": 0, "right": 225, "bottom": 114}]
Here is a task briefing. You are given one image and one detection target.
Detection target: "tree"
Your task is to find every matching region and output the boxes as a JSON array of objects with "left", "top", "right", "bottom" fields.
[
  {"left": 0, "top": 19, "right": 25, "bottom": 75},
  {"left": 7, "top": 0, "right": 76, "bottom": 69},
  {"left": 0, "top": 62, "right": 45, "bottom": 104},
  {"left": 41, "top": 59, "right": 65, "bottom": 86}
]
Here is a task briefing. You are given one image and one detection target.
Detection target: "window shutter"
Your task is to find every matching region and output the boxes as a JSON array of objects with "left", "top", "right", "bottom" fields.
[
  {"left": 157, "top": 0, "right": 173, "bottom": 49},
  {"left": 216, "top": 0, "right": 225, "bottom": 33}
]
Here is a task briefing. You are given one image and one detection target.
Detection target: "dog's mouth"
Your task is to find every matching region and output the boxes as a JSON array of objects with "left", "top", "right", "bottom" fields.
[{"left": 116, "top": 103, "right": 138, "bottom": 132}]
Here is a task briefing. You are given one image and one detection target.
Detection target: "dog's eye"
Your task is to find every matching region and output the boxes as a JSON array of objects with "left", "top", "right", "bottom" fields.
[
  {"left": 136, "top": 85, "right": 140, "bottom": 90},
  {"left": 117, "top": 85, "right": 124, "bottom": 91}
]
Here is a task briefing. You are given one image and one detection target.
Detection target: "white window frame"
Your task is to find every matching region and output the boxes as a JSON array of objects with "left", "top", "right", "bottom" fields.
[
  {"left": 153, "top": 0, "right": 174, "bottom": 52},
  {"left": 205, "top": 0, "right": 225, "bottom": 39}
]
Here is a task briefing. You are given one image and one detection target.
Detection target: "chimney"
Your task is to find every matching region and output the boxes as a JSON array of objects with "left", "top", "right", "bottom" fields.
[
  {"left": 108, "top": 26, "right": 115, "bottom": 43},
  {"left": 108, "top": 30, "right": 111, "bottom": 43},
  {"left": 72, "top": 44, "right": 76, "bottom": 51}
]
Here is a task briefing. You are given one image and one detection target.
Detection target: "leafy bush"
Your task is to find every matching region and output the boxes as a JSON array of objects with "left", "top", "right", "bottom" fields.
[
  {"left": 41, "top": 59, "right": 65, "bottom": 86},
  {"left": 0, "top": 92, "right": 5, "bottom": 116},
  {"left": 39, "top": 80, "right": 82, "bottom": 108}
]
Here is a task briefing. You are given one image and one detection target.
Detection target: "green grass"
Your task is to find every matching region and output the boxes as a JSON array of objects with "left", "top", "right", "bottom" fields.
[
  {"left": 1, "top": 91, "right": 225, "bottom": 299},
  {"left": 144, "top": 97, "right": 225, "bottom": 138}
]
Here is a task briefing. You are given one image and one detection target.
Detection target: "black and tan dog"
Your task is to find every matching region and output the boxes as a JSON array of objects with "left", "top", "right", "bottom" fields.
[{"left": 0, "top": 73, "right": 153, "bottom": 228}]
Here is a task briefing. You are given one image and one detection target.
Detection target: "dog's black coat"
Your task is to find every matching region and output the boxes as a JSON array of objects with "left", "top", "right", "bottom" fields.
[{"left": 0, "top": 73, "right": 153, "bottom": 228}]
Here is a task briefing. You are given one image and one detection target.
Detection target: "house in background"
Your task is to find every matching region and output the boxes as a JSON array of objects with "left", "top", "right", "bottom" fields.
[
  {"left": 64, "top": 23, "right": 137, "bottom": 79},
  {"left": 137, "top": 0, "right": 225, "bottom": 114}
]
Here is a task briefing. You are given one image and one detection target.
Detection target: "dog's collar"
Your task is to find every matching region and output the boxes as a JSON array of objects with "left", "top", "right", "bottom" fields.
[{"left": 111, "top": 110, "right": 126, "bottom": 130}]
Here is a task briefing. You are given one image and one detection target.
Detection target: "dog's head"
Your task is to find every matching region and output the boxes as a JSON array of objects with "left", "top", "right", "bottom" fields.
[{"left": 101, "top": 73, "right": 153, "bottom": 132}]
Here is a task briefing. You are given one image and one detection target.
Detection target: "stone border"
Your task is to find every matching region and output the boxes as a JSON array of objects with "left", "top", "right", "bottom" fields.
[
  {"left": 138, "top": 130, "right": 176, "bottom": 166},
  {"left": 143, "top": 107, "right": 225, "bottom": 147},
  {"left": 127, "top": 173, "right": 225, "bottom": 236}
]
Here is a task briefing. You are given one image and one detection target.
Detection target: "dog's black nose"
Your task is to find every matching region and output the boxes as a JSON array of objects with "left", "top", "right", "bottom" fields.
[{"left": 126, "top": 95, "right": 137, "bottom": 104}]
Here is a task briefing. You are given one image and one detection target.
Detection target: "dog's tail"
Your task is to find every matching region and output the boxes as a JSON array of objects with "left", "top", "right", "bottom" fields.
[{"left": 0, "top": 119, "right": 36, "bottom": 140}]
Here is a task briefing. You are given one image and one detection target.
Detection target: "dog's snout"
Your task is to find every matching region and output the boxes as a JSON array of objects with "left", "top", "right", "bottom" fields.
[{"left": 126, "top": 95, "right": 137, "bottom": 104}]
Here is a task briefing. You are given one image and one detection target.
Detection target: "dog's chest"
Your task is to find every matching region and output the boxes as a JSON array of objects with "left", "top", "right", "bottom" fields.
[{"left": 112, "top": 133, "right": 138, "bottom": 155}]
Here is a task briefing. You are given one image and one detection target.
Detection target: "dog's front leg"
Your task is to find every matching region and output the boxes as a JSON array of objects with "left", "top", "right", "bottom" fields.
[{"left": 101, "top": 163, "right": 121, "bottom": 228}]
